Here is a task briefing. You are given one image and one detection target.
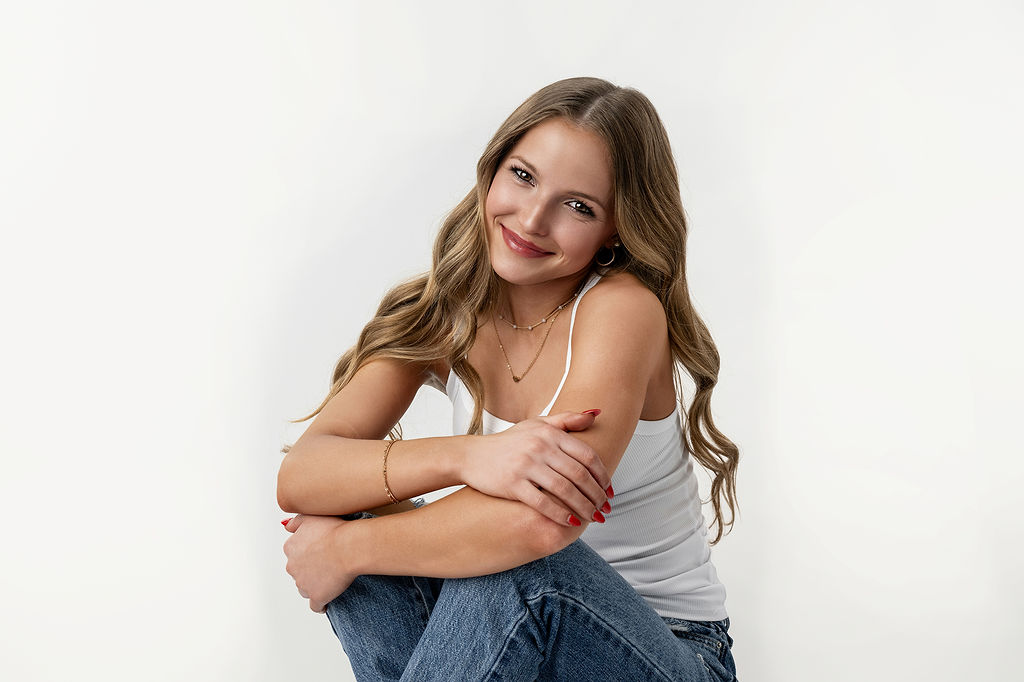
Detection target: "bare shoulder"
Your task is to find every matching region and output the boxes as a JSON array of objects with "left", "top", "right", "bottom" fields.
[
  {"left": 562, "top": 270, "right": 668, "bottom": 386},
  {"left": 576, "top": 271, "right": 667, "bottom": 338},
  {"left": 544, "top": 271, "right": 671, "bottom": 473}
]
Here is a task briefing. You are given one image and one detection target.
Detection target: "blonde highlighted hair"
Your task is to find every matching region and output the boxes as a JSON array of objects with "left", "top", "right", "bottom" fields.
[{"left": 286, "top": 77, "right": 740, "bottom": 543}]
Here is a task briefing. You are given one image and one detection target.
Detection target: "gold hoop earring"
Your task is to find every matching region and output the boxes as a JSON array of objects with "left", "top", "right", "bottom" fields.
[{"left": 595, "top": 242, "right": 620, "bottom": 267}]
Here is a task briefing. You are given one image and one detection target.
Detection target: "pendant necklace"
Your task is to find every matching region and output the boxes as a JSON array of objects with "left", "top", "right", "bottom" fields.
[{"left": 492, "top": 306, "right": 564, "bottom": 383}]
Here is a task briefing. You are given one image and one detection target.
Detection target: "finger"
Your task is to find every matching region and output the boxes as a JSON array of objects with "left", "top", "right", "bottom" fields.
[
  {"left": 533, "top": 470, "right": 599, "bottom": 523},
  {"left": 518, "top": 482, "right": 581, "bottom": 527},
  {"left": 284, "top": 514, "right": 304, "bottom": 533},
  {"left": 556, "top": 433, "right": 610, "bottom": 490},
  {"left": 546, "top": 448, "right": 608, "bottom": 511},
  {"left": 539, "top": 410, "right": 598, "bottom": 433}
]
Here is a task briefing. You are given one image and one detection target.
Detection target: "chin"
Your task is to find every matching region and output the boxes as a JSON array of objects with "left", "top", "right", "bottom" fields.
[
  {"left": 490, "top": 257, "right": 537, "bottom": 286},
  {"left": 491, "top": 257, "right": 587, "bottom": 289},
  {"left": 489, "top": 255, "right": 541, "bottom": 286}
]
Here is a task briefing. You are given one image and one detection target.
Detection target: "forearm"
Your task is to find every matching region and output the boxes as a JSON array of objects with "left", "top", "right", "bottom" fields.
[
  {"left": 340, "top": 486, "right": 589, "bottom": 578},
  {"left": 277, "top": 433, "right": 474, "bottom": 516}
]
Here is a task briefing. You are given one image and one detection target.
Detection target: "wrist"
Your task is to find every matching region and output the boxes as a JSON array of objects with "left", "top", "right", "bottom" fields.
[
  {"left": 448, "top": 434, "right": 477, "bottom": 484},
  {"left": 336, "top": 517, "right": 371, "bottom": 575}
]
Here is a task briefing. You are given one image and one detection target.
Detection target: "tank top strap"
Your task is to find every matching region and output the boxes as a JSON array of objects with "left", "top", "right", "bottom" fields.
[{"left": 539, "top": 272, "right": 603, "bottom": 416}]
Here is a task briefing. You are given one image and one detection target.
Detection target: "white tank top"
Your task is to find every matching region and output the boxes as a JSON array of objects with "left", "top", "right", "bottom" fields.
[{"left": 445, "top": 272, "right": 728, "bottom": 620}]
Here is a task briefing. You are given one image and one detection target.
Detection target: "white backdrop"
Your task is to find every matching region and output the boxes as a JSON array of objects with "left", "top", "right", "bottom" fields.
[{"left": 2, "top": 2, "right": 1021, "bottom": 680}]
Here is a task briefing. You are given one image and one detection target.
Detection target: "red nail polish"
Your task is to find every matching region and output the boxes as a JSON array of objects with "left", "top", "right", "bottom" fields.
[
  {"left": 593, "top": 510, "right": 606, "bottom": 523},
  {"left": 281, "top": 518, "right": 291, "bottom": 527},
  {"left": 601, "top": 501, "right": 611, "bottom": 513},
  {"left": 606, "top": 485, "right": 615, "bottom": 498},
  {"left": 568, "top": 514, "right": 581, "bottom": 527},
  {"left": 582, "top": 408, "right": 601, "bottom": 416}
]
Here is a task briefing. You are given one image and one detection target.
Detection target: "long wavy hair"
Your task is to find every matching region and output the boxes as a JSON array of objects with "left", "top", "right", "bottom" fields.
[{"left": 286, "top": 76, "right": 740, "bottom": 543}]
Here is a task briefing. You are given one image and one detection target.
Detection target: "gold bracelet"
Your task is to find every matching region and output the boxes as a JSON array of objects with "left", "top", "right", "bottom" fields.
[{"left": 382, "top": 439, "right": 400, "bottom": 504}]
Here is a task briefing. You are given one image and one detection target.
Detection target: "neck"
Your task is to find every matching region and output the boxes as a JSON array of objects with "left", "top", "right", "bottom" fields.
[{"left": 495, "top": 271, "right": 592, "bottom": 326}]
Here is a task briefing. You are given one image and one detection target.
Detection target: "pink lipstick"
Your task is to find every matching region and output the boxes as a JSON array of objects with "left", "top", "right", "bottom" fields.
[{"left": 501, "top": 225, "right": 550, "bottom": 258}]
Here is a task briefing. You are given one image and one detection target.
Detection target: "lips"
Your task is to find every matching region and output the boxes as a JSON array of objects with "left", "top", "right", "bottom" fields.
[{"left": 500, "top": 225, "right": 551, "bottom": 258}]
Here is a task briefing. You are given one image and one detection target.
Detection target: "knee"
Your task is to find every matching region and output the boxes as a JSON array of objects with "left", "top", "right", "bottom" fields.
[
  {"left": 327, "top": 574, "right": 439, "bottom": 623},
  {"left": 438, "top": 552, "right": 560, "bottom": 609}
]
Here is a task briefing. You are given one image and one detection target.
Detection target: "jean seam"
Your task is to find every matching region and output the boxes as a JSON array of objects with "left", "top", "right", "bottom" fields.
[
  {"left": 410, "top": 577, "right": 433, "bottom": 624},
  {"left": 527, "top": 591, "right": 680, "bottom": 682},
  {"left": 695, "top": 653, "right": 713, "bottom": 681},
  {"left": 677, "top": 632, "right": 731, "bottom": 669},
  {"left": 675, "top": 630, "right": 723, "bottom": 651},
  {"left": 664, "top": 619, "right": 732, "bottom": 666},
  {"left": 480, "top": 608, "right": 534, "bottom": 681}
]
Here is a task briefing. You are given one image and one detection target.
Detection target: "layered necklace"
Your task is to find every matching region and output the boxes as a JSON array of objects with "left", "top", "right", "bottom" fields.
[{"left": 491, "top": 284, "right": 584, "bottom": 383}]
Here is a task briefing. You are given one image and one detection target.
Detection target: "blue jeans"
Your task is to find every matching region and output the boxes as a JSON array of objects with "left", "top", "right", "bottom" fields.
[{"left": 327, "top": 509, "right": 738, "bottom": 681}]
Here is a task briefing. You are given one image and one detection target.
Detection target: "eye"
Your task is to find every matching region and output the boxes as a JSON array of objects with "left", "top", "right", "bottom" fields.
[
  {"left": 509, "top": 164, "right": 596, "bottom": 217},
  {"left": 509, "top": 165, "right": 534, "bottom": 184},
  {"left": 567, "top": 199, "right": 596, "bottom": 217}
]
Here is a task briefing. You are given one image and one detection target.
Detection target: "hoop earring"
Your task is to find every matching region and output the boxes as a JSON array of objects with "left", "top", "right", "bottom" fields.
[{"left": 595, "top": 242, "right": 620, "bottom": 267}]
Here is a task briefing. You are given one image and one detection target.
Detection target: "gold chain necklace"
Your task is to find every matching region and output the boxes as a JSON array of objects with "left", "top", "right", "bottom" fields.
[
  {"left": 496, "top": 285, "right": 583, "bottom": 331},
  {"left": 492, "top": 306, "right": 563, "bottom": 383}
]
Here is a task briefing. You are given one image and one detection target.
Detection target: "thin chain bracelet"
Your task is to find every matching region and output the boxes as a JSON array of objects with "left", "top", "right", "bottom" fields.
[{"left": 382, "top": 439, "right": 400, "bottom": 504}]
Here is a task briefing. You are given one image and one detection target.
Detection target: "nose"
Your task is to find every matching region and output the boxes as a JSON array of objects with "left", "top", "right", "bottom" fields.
[{"left": 519, "top": 195, "right": 549, "bottom": 237}]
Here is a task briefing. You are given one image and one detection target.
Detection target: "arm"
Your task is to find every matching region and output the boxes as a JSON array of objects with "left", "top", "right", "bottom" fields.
[
  {"left": 350, "top": 278, "right": 667, "bottom": 571},
  {"left": 284, "top": 277, "right": 669, "bottom": 608},
  {"left": 277, "top": 358, "right": 471, "bottom": 516},
  {"left": 278, "top": 358, "right": 607, "bottom": 520}
]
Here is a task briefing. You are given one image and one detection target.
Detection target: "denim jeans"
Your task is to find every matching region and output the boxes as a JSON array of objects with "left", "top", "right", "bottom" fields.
[{"left": 327, "top": 506, "right": 738, "bottom": 681}]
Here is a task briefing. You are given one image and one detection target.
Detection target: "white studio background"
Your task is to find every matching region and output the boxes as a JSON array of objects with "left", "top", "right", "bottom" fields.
[{"left": 1, "top": 2, "right": 1020, "bottom": 680}]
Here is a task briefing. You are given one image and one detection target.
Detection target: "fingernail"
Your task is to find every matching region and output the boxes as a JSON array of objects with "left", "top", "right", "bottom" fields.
[
  {"left": 281, "top": 518, "right": 292, "bottom": 527},
  {"left": 568, "top": 514, "right": 581, "bottom": 527},
  {"left": 601, "top": 500, "right": 611, "bottom": 513},
  {"left": 606, "top": 485, "right": 615, "bottom": 498},
  {"left": 592, "top": 510, "right": 606, "bottom": 523},
  {"left": 581, "top": 408, "right": 601, "bottom": 416}
]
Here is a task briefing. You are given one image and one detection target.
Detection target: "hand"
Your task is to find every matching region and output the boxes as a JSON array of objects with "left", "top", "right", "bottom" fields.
[
  {"left": 461, "top": 410, "right": 613, "bottom": 527},
  {"left": 282, "top": 514, "right": 358, "bottom": 613}
]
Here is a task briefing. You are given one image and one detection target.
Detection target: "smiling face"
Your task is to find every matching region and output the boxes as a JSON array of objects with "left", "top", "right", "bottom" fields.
[{"left": 484, "top": 117, "right": 616, "bottom": 287}]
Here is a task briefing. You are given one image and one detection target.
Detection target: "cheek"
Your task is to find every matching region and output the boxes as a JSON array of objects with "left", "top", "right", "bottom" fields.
[
  {"left": 483, "top": 189, "right": 506, "bottom": 247},
  {"left": 485, "top": 181, "right": 516, "bottom": 220},
  {"left": 483, "top": 193, "right": 496, "bottom": 225},
  {"left": 575, "top": 237, "right": 605, "bottom": 260},
  {"left": 563, "top": 225, "right": 611, "bottom": 255}
]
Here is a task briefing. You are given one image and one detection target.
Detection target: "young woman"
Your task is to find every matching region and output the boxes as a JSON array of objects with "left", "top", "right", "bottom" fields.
[{"left": 278, "top": 76, "right": 740, "bottom": 681}]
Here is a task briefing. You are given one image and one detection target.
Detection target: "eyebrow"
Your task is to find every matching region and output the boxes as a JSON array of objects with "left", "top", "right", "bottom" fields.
[{"left": 509, "top": 155, "right": 608, "bottom": 210}]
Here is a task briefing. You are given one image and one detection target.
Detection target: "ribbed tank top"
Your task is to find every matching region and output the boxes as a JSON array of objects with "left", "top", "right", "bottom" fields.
[{"left": 445, "top": 272, "right": 728, "bottom": 620}]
